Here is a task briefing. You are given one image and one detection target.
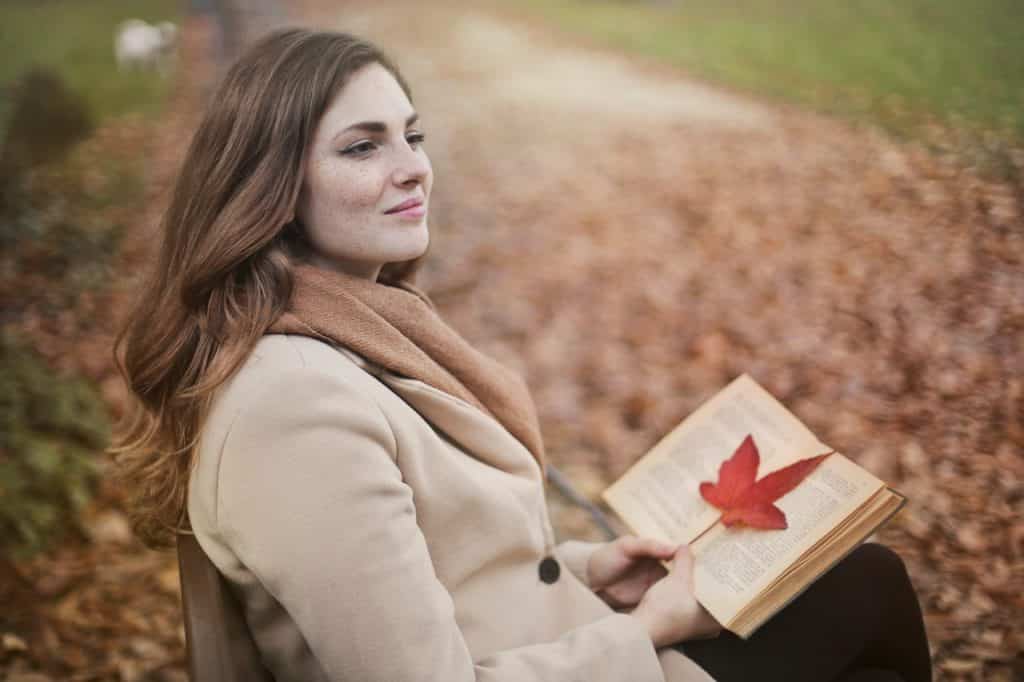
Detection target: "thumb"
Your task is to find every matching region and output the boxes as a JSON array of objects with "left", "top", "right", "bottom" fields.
[{"left": 668, "top": 543, "right": 694, "bottom": 574}]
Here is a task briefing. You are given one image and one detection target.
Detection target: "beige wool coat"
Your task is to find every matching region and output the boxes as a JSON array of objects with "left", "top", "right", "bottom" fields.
[{"left": 187, "top": 333, "right": 716, "bottom": 681}]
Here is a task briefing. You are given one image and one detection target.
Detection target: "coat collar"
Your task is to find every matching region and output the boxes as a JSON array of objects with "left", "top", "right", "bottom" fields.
[{"left": 334, "top": 346, "right": 544, "bottom": 483}]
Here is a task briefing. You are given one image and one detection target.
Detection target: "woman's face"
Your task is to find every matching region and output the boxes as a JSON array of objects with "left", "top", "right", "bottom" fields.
[{"left": 295, "top": 62, "right": 432, "bottom": 280}]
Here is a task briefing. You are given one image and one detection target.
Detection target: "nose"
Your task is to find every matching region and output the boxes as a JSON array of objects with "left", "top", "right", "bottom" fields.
[{"left": 392, "top": 143, "right": 431, "bottom": 188}]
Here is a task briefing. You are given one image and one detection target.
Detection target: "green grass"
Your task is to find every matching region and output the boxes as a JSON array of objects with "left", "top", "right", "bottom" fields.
[
  {"left": 505, "top": 0, "right": 1024, "bottom": 149},
  {"left": 0, "top": 0, "right": 181, "bottom": 126}
]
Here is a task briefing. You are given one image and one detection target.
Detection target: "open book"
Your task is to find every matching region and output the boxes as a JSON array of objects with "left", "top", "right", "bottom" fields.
[{"left": 602, "top": 374, "right": 906, "bottom": 639}]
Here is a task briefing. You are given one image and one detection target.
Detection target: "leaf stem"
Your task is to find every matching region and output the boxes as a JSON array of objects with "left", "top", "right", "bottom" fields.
[{"left": 687, "top": 515, "right": 721, "bottom": 547}]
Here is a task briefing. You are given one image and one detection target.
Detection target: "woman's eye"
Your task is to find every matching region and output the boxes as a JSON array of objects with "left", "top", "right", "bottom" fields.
[
  {"left": 342, "top": 141, "right": 376, "bottom": 156},
  {"left": 341, "top": 132, "right": 425, "bottom": 157}
]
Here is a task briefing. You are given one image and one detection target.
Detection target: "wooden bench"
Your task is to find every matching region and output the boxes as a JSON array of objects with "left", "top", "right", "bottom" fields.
[{"left": 176, "top": 532, "right": 274, "bottom": 681}]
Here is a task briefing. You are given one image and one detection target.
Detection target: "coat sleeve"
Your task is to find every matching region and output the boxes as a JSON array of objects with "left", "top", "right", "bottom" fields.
[
  {"left": 553, "top": 540, "right": 605, "bottom": 589},
  {"left": 214, "top": 363, "right": 667, "bottom": 682}
]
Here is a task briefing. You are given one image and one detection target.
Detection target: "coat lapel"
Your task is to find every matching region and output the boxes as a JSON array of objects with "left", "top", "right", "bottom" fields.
[{"left": 335, "top": 346, "right": 543, "bottom": 482}]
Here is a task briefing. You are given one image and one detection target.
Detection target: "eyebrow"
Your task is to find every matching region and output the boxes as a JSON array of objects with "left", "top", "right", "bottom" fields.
[{"left": 333, "top": 112, "right": 420, "bottom": 141}]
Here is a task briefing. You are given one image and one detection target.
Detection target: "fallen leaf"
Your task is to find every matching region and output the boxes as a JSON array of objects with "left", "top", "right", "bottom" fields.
[
  {"left": 699, "top": 434, "right": 833, "bottom": 529},
  {"left": 2, "top": 633, "right": 28, "bottom": 652},
  {"left": 938, "top": 658, "right": 981, "bottom": 673}
]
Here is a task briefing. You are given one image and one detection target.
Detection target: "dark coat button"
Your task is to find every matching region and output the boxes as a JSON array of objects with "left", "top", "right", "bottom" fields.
[{"left": 538, "top": 556, "right": 560, "bottom": 584}]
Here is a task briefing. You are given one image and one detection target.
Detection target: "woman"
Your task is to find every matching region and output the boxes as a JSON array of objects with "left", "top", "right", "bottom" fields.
[{"left": 112, "top": 28, "right": 932, "bottom": 682}]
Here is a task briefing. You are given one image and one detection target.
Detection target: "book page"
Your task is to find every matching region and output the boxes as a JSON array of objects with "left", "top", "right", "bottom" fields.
[
  {"left": 689, "top": 453, "right": 884, "bottom": 626},
  {"left": 602, "top": 374, "right": 828, "bottom": 545},
  {"left": 731, "top": 489, "right": 906, "bottom": 638}
]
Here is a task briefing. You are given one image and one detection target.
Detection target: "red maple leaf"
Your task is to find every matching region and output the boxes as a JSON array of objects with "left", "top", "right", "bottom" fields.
[{"left": 698, "top": 434, "right": 834, "bottom": 529}]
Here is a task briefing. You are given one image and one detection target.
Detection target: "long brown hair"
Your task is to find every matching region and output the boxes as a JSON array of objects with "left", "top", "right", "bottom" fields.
[{"left": 110, "top": 28, "right": 420, "bottom": 547}]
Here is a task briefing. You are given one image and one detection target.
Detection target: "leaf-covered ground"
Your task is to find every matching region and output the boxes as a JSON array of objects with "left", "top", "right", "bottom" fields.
[{"left": 3, "top": 1, "right": 1020, "bottom": 680}]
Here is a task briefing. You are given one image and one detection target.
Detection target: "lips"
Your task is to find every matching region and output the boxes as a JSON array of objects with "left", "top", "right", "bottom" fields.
[{"left": 385, "top": 197, "right": 424, "bottom": 214}]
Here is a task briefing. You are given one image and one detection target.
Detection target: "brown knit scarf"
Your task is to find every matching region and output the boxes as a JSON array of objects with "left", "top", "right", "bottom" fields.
[{"left": 267, "top": 263, "right": 546, "bottom": 472}]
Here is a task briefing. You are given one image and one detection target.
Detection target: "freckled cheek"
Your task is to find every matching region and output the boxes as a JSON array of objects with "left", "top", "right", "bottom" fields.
[{"left": 314, "top": 169, "right": 382, "bottom": 216}]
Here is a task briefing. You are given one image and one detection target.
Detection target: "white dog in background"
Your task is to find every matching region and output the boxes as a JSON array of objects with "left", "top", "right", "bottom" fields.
[{"left": 115, "top": 19, "right": 178, "bottom": 74}]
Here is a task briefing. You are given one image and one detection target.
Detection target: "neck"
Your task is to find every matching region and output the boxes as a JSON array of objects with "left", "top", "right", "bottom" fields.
[{"left": 304, "top": 253, "right": 382, "bottom": 282}]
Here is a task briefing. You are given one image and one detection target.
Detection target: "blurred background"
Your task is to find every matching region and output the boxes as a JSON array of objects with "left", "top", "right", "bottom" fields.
[{"left": 1, "top": 1, "right": 1020, "bottom": 680}]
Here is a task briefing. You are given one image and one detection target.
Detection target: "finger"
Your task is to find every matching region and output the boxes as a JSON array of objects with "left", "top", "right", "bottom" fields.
[
  {"left": 622, "top": 536, "right": 678, "bottom": 558},
  {"left": 615, "top": 536, "right": 645, "bottom": 557},
  {"left": 667, "top": 544, "right": 694, "bottom": 573},
  {"left": 606, "top": 535, "right": 631, "bottom": 554}
]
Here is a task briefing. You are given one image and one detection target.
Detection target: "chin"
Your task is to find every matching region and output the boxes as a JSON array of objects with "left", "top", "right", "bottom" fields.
[{"left": 396, "top": 223, "right": 430, "bottom": 260}]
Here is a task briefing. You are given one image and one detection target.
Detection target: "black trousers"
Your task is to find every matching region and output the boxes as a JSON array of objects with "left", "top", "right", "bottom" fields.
[{"left": 674, "top": 543, "right": 932, "bottom": 682}]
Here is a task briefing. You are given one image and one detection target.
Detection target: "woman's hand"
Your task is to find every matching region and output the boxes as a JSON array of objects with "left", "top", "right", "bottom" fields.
[
  {"left": 587, "top": 535, "right": 678, "bottom": 609},
  {"left": 630, "top": 544, "right": 722, "bottom": 647}
]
